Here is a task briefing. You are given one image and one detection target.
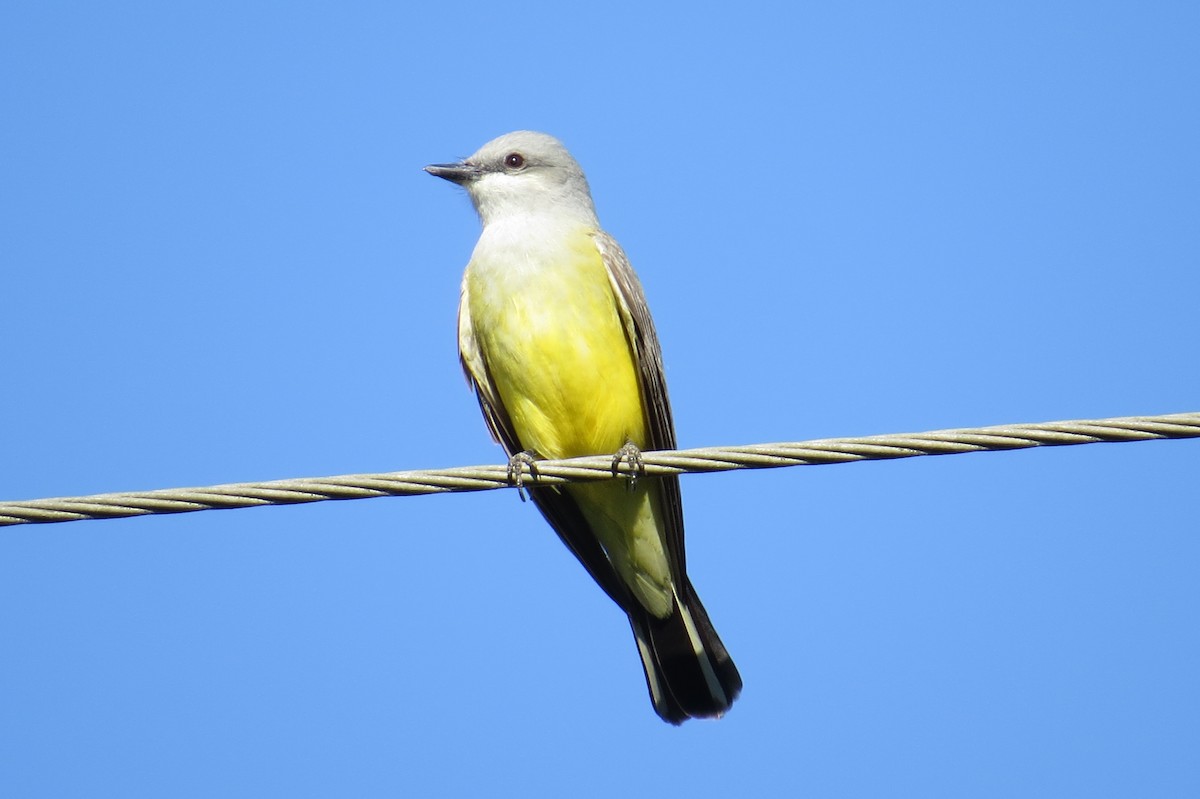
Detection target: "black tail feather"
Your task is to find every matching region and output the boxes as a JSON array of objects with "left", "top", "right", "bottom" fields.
[{"left": 628, "top": 578, "right": 741, "bottom": 724}]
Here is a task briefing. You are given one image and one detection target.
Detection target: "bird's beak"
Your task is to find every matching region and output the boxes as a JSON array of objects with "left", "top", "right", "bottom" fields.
[{"left": 424, "top": 162, "right": 483, "bottom": 185}]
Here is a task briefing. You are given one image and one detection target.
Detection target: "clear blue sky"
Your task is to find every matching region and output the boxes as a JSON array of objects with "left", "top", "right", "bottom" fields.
[{"left": 2, "top": 2, "right": 1197, "bottom": 796}]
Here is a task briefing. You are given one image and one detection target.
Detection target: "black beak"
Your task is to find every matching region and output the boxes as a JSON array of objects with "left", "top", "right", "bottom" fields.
[{"left": 424, "top": 162, "right": 483, "bottom": 185}]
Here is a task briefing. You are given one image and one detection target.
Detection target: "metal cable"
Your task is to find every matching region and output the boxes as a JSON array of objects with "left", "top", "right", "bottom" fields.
[{"left": 2, "top": 411, "right": 1196, "bottom": 526}]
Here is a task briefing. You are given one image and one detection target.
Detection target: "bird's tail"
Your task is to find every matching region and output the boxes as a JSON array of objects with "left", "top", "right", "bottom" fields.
[{"left": 629, "top": 578, "right": 742, "bottom": 724}]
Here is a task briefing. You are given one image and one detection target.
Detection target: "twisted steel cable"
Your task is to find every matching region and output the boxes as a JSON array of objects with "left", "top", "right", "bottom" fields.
[{"left": 2, "top": 412, "right": 1196, "bottom": 527}]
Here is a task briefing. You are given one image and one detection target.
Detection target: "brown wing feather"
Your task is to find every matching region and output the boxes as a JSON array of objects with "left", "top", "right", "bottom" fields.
[
  {"left": 593, "top": 231, "right": 688, "bottom": 582},
  {"left": 457, "top": 281, "right": 520, "bottom": 452}
]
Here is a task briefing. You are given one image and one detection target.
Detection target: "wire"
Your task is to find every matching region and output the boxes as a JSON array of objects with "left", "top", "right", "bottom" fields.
[{"left": 2, "top": 411, "right": 1196, "bottom": 527}]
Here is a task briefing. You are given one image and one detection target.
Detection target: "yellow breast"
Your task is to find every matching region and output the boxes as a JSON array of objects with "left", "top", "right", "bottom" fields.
[{"left": 466, "top": 227, "right": 647, "bottom": 460}]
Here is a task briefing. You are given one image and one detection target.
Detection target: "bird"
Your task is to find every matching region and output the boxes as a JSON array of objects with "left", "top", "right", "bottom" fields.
[{"left": 425, "top": 131, "right": 740, "bottom": 723}]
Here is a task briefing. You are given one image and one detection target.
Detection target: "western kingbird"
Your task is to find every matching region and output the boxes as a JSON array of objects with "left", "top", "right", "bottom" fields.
[{"left": 426, "top": 131, "right": 741, "bottom": 723}]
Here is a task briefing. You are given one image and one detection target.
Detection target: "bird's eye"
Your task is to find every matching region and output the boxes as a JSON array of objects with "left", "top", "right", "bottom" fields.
[{"left": 504, "top": 152, "right": 525, "bottom": 169}]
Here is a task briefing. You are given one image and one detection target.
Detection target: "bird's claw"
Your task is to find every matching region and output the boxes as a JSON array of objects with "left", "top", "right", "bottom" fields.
[
  {"left": 507, "top": 451, "right": 540, "bottom": 502},
  {"left": 611, "top": 441, "right": 645, "bottom": 492}
]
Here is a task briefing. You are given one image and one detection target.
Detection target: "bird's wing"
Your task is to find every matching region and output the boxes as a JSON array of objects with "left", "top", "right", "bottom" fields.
[
  {"left": 593, "top": 230, "right": 688, "bottom": 579},
  {"left": 457, "top": 276, "right": 521, "bottom": 454}
]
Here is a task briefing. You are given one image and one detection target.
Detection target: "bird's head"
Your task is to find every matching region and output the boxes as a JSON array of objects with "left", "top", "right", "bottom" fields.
[{"left": 425, "top": 131, "right": 598, "bottom": 227}]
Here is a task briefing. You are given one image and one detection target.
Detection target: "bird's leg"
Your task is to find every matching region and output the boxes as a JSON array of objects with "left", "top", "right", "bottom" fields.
[
  {"left": 506, "top": 450, "right": 541, "bottom": 503},
  {"left": 611, "top": 440, "right": 645, "bottom": 492}
]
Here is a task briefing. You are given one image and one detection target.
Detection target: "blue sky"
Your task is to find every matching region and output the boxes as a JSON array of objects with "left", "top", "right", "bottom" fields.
[{"left": 2, "top": 2, "right": 1198, "bottom": 796}]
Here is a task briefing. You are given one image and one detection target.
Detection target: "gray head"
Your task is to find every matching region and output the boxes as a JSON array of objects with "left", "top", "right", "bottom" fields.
[{"left": 425, "top": 131, "right": 599, "bottom": 227}]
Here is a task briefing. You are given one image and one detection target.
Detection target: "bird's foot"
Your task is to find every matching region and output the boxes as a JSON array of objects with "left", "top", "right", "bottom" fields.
[
  {"left": 611, "top": 441, "right": 645, "bottom": 492},
  {"left": 506, "top": 450, "right": 541, "bottom": 502}
]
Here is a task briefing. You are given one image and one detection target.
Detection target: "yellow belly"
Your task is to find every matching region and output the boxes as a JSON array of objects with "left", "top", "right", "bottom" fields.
[
  {"left": 466, "top": 231, "right": 647, "bottom": 460},
  {"left": 465, "top": 228, "right": 673, "bottom": 616}
]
